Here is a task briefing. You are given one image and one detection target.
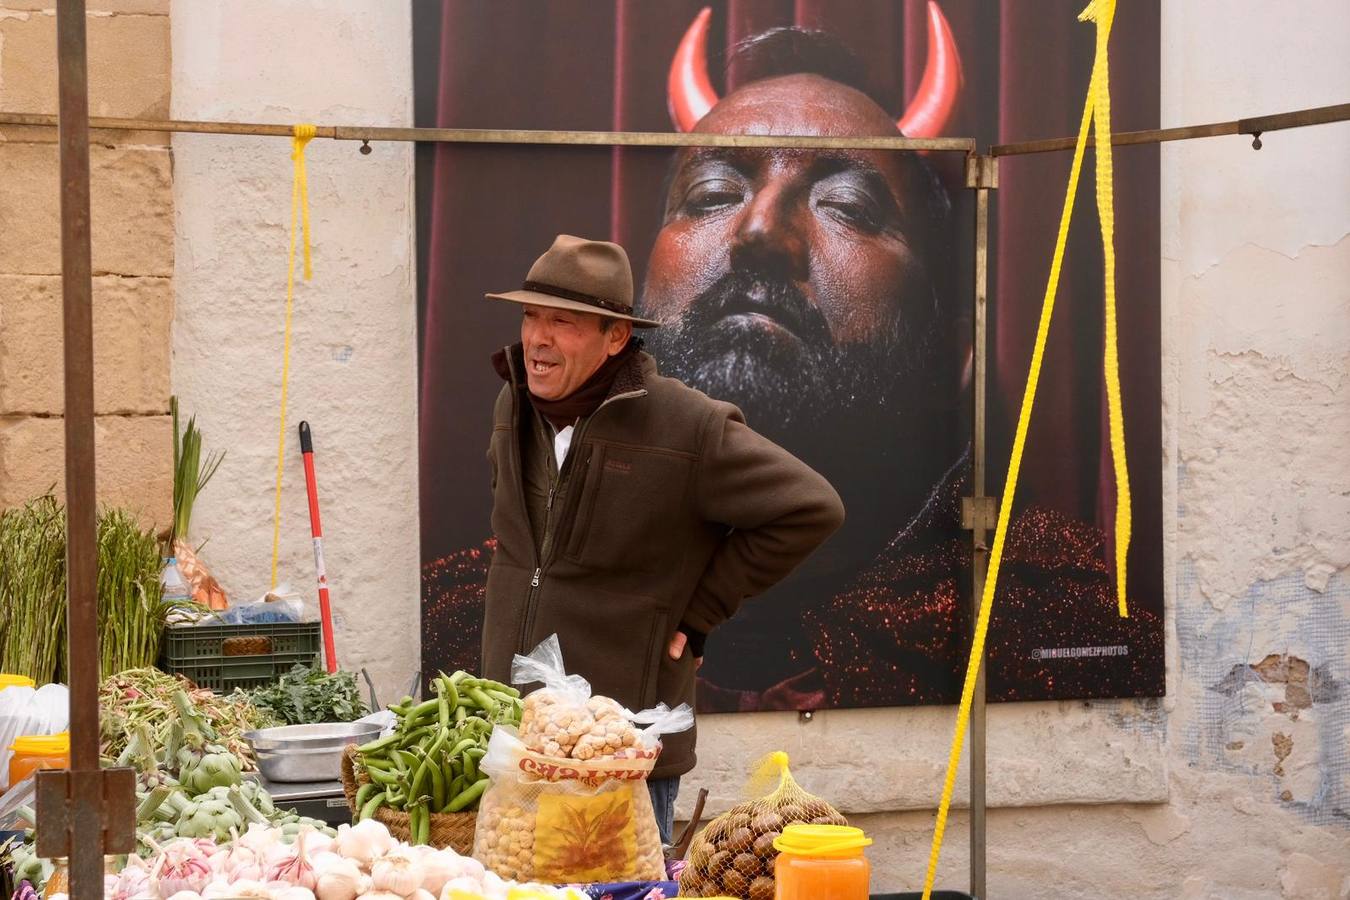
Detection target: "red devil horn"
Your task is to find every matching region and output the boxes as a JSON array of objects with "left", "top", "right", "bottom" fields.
[
  {"left": 668, "top": 7, "right": 719, "bottom": 132},
  {"left": 897, "top": 1, "right": 963, "bottom": 138}
]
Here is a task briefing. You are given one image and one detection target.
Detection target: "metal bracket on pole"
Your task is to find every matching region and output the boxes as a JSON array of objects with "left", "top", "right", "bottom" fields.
[
  {"left": 34, "top": 767, "right": 137, "bottom": 859},
  {"left": 961, "top": 496, "right": 999, "bottom": 532},
  {"left": 966, "top": 153, "right": 1000, "bottom": 190}
]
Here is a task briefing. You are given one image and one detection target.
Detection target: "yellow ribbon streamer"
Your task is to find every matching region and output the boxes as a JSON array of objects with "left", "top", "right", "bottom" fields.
[
  {"left": 270, "top": 123, "right": 316, "bottom": 590},
  {"left": 1089, "top": 1, "right": 1131, "bottom": 617},
  {"left": 920, "top": 2, "right": 1125, "bottom": 896}
]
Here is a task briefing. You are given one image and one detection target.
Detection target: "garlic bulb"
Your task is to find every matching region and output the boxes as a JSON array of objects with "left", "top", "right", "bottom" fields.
[
  {"left": 300, "top": 827, "right": 337, "bottom": 857},
  {"left": 270, "top": 885, "right": 317, "bottom": 900},
  {"left": 314, "top": 857, "right": 366, "bottom": 900},
  {"left": 166, "top": 892, "right": 204, "bottom": 900},
  {"left": 334, "top": 820, "right": 395, "bottom": 868},
  {"left": 418, "top": 849, "right": 483, "bottom": 896},
  {"left": 355, "top": 893, "right": 405, "bottom": 900},
  {"left": 203, "top": 879, "right": 274, "bottom": 899},
  {"left": 149, "top": 837, "right": 215, "bottom": 898},
  {"left": 266, "top": 829, "right": 318, "bottom": 889},
  {"left": 407, "top": 890, "right": 436, "bottom": 900},
  {"left": 370, "top": 847, "right": 425, "bottom": 897}
]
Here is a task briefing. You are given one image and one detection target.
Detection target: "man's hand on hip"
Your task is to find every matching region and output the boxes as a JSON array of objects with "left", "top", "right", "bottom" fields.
[{"left": 667, "top": 631, "right": 703, "bottom": 669}]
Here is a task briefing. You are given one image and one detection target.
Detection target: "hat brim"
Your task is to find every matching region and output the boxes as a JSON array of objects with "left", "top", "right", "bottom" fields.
[{"left": 485, "top": 289, "right": 661, "bottom": 329}]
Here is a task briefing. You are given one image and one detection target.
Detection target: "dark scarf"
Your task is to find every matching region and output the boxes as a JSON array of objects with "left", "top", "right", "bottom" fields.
[{"left": 493, "top": 338, "right": 642, "bottom": 429}]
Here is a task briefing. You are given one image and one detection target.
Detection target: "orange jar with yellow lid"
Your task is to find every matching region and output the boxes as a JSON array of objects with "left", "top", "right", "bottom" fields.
[
  {"left": 8, "top": 732, "right": 70, "bottom": 786},
  {"left": 773, "top": 823, "right": 872, "bottom": 900}
]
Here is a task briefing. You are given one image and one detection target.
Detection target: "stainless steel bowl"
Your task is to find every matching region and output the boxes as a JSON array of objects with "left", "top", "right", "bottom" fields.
[{"left": 244, "top": 721, "right": 383, "bottom": 783}]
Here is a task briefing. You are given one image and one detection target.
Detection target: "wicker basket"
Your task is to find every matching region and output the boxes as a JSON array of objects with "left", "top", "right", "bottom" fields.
[{"left": 340, "top": 745, "right": 477, "bottom": 855}]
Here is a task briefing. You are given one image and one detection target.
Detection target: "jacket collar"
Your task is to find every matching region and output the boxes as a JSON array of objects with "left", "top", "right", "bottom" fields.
[{"left": 493, "top": 341, "right": 652, "bottom": 404}]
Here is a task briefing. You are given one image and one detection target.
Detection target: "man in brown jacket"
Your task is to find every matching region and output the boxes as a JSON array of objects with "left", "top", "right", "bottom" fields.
[{"left": 480, "top": 233, "right": 844, "bottom": 842}]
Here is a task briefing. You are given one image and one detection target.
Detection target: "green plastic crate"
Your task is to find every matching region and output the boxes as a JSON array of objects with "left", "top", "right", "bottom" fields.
[{"left": 159, "top": 621, "right": 321, "bottom": 692}]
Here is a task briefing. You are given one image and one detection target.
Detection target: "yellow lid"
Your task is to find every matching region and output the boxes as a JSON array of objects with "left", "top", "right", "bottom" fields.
[
  {"left": 0, "top": 674, "right": 36, "bottom": 690},
  {"left": 774, "top": 823, "right": 872, "bottom": 857},
  {"left": 9, "top": 732, "right": 70, "bottom": 756}
]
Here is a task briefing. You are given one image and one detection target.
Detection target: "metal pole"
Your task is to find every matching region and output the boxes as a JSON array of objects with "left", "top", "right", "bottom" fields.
[
  {"left": 54, "top": 0, "right": 102, "bottom": 895},
  {"left": 964, "top": 154, "right": 998, "bottom": 900},
  {"left": 36, "top": 4, "right": 137, "bottom": 893}
]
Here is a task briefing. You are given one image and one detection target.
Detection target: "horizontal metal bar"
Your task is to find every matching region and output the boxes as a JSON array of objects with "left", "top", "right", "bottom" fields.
[
  {"left": 992, "top": 102, "right": 1349, "bottom": 157},
  {"left": 0, "top": 111, "right": 974, "bottom": 152}
]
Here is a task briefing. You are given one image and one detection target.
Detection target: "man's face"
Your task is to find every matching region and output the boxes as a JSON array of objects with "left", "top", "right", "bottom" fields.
[
  {"left": 643, "top": 74, "right": 943, "bottom": 436},
  {"left": 520, "top": 305, "right": 631, "bottom": 400}
]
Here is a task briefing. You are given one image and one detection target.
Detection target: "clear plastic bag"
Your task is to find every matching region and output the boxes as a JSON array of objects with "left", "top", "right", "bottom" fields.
[
  {"left": 0, "top": 684, "right": 69, "bottom": 790},
  {"left": 472, "top": 635, "right": 693, "bottom": 884},
  {"left": 204, "top": 583, "right": 305, "bottom": 625}
]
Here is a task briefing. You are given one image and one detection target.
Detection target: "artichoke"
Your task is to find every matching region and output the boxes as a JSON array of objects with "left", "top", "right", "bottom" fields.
[
  {"left": 180, "top": 748, "right": 243, "bottom": 795},
  {"left": 175, "top": 796, "right": 243, "bottom": 842}
]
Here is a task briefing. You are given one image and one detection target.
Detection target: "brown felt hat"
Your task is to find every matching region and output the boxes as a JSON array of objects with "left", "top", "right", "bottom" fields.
[{"left": 485, "top": 234, "right": 661, "bottom": 328}]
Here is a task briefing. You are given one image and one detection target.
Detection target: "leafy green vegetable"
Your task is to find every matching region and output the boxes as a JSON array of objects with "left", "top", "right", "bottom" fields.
[{"left": 245, "top": 665, "right": 368, "bottom": 725}]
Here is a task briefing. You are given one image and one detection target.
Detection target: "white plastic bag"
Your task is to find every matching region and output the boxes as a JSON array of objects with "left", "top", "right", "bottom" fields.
[
  {"left": 0, "top": 683, "right": 69, "bottom": 790},
  {"left": 471, "top": 635, "right": 693, "bottom": 883}
]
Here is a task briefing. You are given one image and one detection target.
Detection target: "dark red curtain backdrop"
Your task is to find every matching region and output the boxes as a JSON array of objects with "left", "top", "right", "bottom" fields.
[{"left": 418, "top": 1, "right": 1160, "bottom": 615}]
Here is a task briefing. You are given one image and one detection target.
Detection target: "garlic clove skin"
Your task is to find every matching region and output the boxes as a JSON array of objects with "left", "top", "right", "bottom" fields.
[
  {"left": 314, "top": 857, "right": 366, "bottom": 900},
  {"left": 369, "top": 847, "right": 426, "bottom": 897},
  {"left": 166, "top": 893, "right": 204, "bottom": 900},
  {"left": 270, "top": 885, "right": 317, "bottom": 900},
  {"left": 334, "top": 820, "right": 396, "bottom": 869}
]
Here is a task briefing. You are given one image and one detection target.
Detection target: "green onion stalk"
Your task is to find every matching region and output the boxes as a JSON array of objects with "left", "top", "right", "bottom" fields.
[{"left": 169, "top": 395, "right": 224, "bottom": 551}]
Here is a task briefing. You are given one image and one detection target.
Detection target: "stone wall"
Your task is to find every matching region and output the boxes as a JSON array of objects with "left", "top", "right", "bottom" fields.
[{"left": 0, "top": 0, "right": 172, "bottom": 526}]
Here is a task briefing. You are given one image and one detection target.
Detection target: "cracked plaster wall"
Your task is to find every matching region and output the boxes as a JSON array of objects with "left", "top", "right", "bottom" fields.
[
  {"left": 168, "top": 0, "right": 418, "bottom": 709},
  {"left": 159, "top": 1, "right": 1348, "bottom": 896}
]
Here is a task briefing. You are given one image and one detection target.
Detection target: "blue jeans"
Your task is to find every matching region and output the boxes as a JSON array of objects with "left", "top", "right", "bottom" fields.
[{"left": 647, "top": 776, "right": 680, "bottom": 846}]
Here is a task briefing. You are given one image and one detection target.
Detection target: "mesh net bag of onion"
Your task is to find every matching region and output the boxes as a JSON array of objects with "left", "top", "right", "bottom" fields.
[{"left": 678, "top": 751, "right": 847, "bottom": 899}]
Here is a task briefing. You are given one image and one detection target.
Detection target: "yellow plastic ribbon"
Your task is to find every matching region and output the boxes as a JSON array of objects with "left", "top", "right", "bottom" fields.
[
  {"left": 921, "top": 2, "right": 1125, "bottom": 896},
  {"left": 1090, "top": 1, "right": 1131, "bottom": 617},
  {"left": 270, "top": 123, "right": 316, "bottom": 590}
]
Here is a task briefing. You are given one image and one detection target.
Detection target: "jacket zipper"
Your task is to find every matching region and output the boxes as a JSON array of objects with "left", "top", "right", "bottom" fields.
[{"left": 516, "top": 386, "right": 647, "bottom": 651}]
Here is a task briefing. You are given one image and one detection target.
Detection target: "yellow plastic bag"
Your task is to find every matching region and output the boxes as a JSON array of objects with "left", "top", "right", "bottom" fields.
[{"left": 678, "top": 752, "right": 847, "bottom": 899}]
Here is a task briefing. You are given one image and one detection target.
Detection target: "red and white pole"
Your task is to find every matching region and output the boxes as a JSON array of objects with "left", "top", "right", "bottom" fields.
[{"left": 299, "top": 421, "right": 338, "bottom": 672}]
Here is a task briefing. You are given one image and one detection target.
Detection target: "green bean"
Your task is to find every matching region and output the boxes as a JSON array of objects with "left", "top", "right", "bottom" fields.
[
  {"left": 358, "top": 732, "right": 401, "bottom": 754},
  {"left": 447, "top": 778, "right": 490, "bottom": 813},
  {"left": 359, "top": 789, "right": 386, "bottom": 821},
  {"left": 354, "top": 783, "right": 376, "bottom": 812},
  {"left": 429, "top": 756, "right": 447, "bottom": 810}
]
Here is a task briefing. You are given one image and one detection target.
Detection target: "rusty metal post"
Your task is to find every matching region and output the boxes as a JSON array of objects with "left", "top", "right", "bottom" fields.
[
  {"left": 964, "top": 153, "right": 998, "bottom": 900},
  {"left": 38, "top": 1, "right": 136, "bottom": 894}
]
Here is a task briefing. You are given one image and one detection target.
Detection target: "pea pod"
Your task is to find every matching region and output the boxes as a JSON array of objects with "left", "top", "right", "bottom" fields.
[
  {"left": 359, "top": 789, "right": 386, "bottom": 821},
  {"left": 354, "top": 782, "right": 377, "bottom": 812},
  {"left": 358, "top": 732, "right": 401, "bottom": 755},
  {"left": 429, "top": 755, "right": 447, "bottom": 810},
  {"left": 366, "top": 766, "right": 400, "bottom": 788},
  {"left": 446, "top": 777, "right": 490, "bottom": 813},
  {"left": 466, "top": 687, "right": 496, "bottom": 711}
]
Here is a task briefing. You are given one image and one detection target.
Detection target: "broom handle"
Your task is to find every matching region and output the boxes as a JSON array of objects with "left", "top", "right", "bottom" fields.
[{"left": 299, "top": 421, "right": 339, "bottom": 673}]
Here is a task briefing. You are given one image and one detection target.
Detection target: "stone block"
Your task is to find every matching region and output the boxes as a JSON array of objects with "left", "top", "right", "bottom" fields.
[
  {"left": 0, "top": 142, "right": 173, "bottom": 276},
  {"left": 0, "top": 274, "right": 171, "bottom": 415},
  {"left": 0, "top": 9, "right": 169, "bottom": 119},
  {"left": 0, "top": 413, "right": 171, "bottom": 528}
]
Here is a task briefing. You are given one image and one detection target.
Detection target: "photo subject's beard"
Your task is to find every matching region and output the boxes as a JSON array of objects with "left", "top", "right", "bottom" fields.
[{"left": 644, "top": 269, "right": 926, "bottom": 451}]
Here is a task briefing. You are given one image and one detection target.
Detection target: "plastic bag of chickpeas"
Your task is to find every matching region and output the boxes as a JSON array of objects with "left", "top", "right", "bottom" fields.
[{"left": 471, "top": 635, "right": 693, "bottom": 885}]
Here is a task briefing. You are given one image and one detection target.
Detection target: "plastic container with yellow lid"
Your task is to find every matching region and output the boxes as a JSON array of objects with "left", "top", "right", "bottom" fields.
[
  {"left": 8, "top": 732, "right": 70, "bottom": 787},
  {"left": 0, "top": 674, "right": 36, "bottom": 691},
  {"left": 773, "top": 823, "right": 872, "bottom": 900}
]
